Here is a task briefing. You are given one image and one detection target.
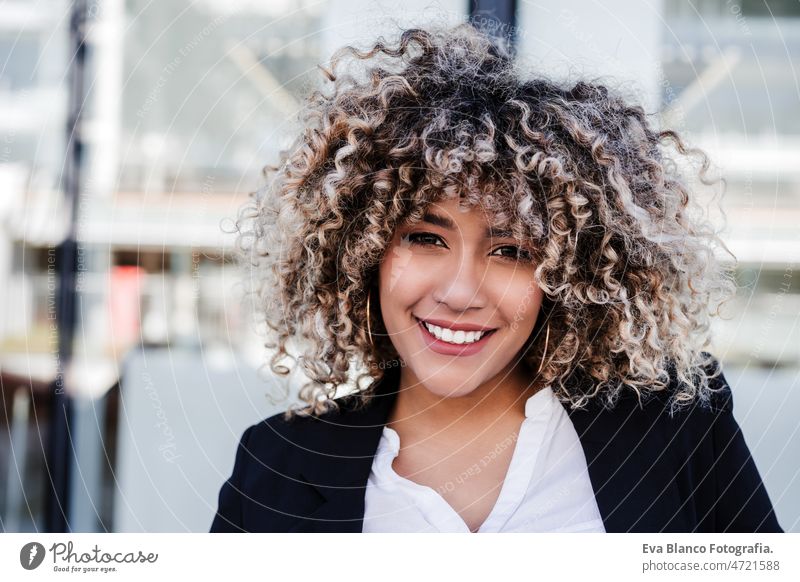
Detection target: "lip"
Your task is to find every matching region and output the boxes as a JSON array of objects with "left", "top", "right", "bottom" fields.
[{"left": 415, "top": 317, "right": 497, "bottom": 356}]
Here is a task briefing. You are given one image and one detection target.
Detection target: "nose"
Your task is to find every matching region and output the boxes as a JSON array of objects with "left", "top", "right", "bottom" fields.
[{"left": 431, "top": 252, "right": 489, "bottom": 311}]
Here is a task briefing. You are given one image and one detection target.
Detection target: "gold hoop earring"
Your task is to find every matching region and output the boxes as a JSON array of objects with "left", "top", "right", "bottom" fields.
[
  {"left": 366, "top": 291, "right": 374, "bottom": 347},
  {"left": 537, "top": 322, "right": 550, "bottom": 374}
]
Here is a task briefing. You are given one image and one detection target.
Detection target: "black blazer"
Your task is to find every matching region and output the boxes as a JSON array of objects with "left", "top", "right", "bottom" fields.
[{"left": 210, "top": 358, "right": 783, "bottom": 533}]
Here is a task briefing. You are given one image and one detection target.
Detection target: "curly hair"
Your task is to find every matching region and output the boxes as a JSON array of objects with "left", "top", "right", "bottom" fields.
[{"left": 235, "top": 23, "right": 737, "bottom": 420}]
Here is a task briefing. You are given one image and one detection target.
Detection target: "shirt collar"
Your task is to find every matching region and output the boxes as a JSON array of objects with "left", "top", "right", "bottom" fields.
[{"left": 524, "top": 385, "right": 554, "bottom": 419}]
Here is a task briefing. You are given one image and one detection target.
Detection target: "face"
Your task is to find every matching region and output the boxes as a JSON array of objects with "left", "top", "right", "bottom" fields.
[{"left": 377, "top": 197, "right": 544, "bottom": 398}]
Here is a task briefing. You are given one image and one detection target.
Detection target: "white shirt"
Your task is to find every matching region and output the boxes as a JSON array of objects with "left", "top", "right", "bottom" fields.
[{"left": 362, "top": 386, "right": 606, "bottom": 532}]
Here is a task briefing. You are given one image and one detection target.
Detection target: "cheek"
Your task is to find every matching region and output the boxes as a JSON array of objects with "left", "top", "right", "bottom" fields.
[
  {"left": 380, "top": 239, "right": 414, "bottom": 293},
  {"left": 378, "top": 247, "right": 427, "bottom": 325},
  {"left": 497, "top": 276, "right": 544, "bottom": 329}
]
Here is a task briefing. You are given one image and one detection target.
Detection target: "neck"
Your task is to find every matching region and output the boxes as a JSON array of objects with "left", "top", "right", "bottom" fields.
[{"left": 387, "top": 362, "right": 541, "bottom": 442}]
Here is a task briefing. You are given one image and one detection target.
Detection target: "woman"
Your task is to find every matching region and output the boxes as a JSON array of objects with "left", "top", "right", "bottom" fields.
[{"left": 210, "top": 24, "right": 782, "bottom": 533}]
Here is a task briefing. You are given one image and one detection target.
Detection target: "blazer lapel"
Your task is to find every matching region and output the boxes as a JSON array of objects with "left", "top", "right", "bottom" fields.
[{"left": 563, "top": 394, "right": 690, "bottom": 532}]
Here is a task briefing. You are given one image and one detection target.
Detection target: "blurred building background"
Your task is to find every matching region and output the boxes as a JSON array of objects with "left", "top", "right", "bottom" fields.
[{"left": 0, "top": 0, "right": 798, "bottom": 532}]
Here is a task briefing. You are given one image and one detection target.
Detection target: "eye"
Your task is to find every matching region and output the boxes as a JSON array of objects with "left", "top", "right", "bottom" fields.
[
  {"left": 492, "top": 245, "right": 534, "bottom": 262},
  {"left": 403, "top": 231, "right": 447, "bottom": 248}
]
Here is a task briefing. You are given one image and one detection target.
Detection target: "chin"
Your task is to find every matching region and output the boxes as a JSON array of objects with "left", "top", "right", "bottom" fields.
[{"left": 413, "top": 367, "right": 483, "bottom": 399}]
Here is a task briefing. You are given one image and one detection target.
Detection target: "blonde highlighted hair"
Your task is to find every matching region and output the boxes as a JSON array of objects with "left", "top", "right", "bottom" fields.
[{"left": 235, "top": 23, "right": 736, "bottom": 419}]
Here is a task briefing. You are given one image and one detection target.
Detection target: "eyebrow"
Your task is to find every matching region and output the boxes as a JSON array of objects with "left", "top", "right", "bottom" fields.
[{"left": 419, "top": 210, "right": 516, "bottom": 239}]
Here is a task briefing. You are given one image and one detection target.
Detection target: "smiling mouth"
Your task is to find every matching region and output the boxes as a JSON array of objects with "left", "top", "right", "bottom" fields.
[{"left": 414, "top": 317, "right": 497, "bottom": 345}]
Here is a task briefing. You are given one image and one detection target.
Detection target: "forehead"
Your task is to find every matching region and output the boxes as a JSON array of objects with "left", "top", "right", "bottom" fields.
[{"left": 403, "top": 198, "right": 518, "bottom": 238}]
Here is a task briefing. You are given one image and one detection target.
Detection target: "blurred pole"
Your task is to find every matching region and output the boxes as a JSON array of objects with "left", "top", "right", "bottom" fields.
[
  {"left": 67, "top": 0, "right": 124, "bottom": 533},
  {"left": 44, "top": 0, "right": 88, "bottom": 533},
  {"left": 4, "top": 387, "right": 31, "bottom": 532},
  {"left": 469, "top": 0, "right": 517, "bottom": 53}
]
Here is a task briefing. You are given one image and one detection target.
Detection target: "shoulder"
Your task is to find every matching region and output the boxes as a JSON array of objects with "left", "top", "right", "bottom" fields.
[
  {"left": 567, "top": 352, "right": 732, "bottom": 415},
  {"left": 631, "top": 353, "right": 737, "bottom": 453},
  {"left": 567, "top": 353, "right": 736, "bottom": 448},
  {"left": 611, "top": 352, "right": 733, "bottom": 417},
  {"left": 239, "top": 390, "right": 372, "bottom": 466}
]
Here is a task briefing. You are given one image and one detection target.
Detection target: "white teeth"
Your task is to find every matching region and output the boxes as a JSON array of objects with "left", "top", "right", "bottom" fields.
[{"left": 421, "top": 321, "right": 489, "bottom": 344}]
